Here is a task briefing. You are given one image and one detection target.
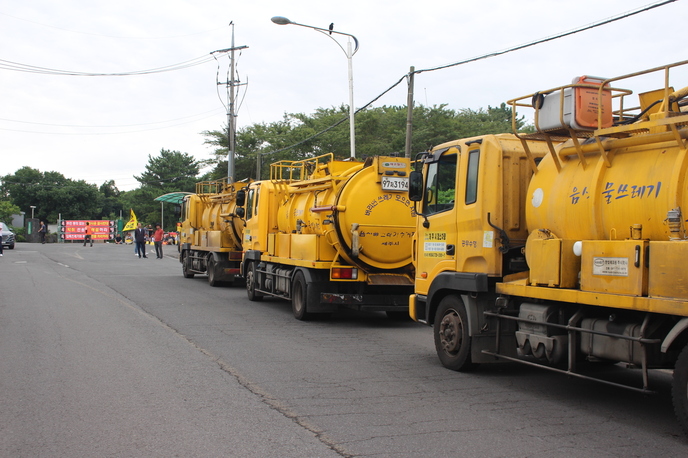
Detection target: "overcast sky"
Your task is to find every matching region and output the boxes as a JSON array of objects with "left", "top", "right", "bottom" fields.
[{"left": 1, "top": 0, "right": 685, "bottom": 192}]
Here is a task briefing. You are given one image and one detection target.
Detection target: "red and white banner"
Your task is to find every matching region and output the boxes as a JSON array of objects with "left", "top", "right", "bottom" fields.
[{"left": 60, "top": 220, "right": 115, "bottom": 240}]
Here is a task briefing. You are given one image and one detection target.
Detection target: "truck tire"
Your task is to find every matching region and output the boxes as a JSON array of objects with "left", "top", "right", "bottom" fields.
[
  {"left": 291, "top": 271, "right": 311, "bottom": 321},
  {"left": 434, "top": 295, "right": 478, "bottom": 371},
  {"left": 182, "top": 252, "right": 194, "bottom": 278},
  {"left": 207, "top": 257, "right": 221, "bottom": 287},
  {"left": 672, "top": 343, "right": 688, "bottom": 435},
  {"left": 245, "top": 261, "right": 263, "bottom": 301}
]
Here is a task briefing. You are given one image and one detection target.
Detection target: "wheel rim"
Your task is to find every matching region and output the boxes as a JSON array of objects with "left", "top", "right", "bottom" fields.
[
  {"left": 438, "top": 309, "right": 463, "bottom": 355},
  {"left": 246, "top": 269, "right": 255, "bottom": 295},
  {"left": 293, "top": 282, "right": 304, "bottom": 314},
  {"left": 208, "top": 259, "right": 215, "bottom": 283}
]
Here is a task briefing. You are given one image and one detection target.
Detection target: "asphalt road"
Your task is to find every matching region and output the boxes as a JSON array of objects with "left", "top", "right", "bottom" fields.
[{"left": 1, "top": 242, "right": 687, "bottom": 457}]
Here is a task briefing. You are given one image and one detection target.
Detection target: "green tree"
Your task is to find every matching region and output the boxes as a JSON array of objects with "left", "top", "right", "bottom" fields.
[
  {"left": 0, "top": 166, "right": 42, "bottom": 210},
  {"left": 98, "top": 180, "right": 123, "bottom": 220},
  {"left": 1, "top": 167, "right": 101, "bottom": 222},
  {"left": 203, "top": 113, "right": 318, "bottom": 181},
  {"left": 0, "top": 200, "right": 21, "bottom": 225},
  {"left": 203, "top": 103, "right": 527, "bottom": 180},
  {"left": 130, "top": 149, "right": 200, "bottom": 230}
]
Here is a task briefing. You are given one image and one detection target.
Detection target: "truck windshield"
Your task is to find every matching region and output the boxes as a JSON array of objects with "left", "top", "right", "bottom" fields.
[{"left": 423, "top": 153, "right": 457, "bottom": 215}]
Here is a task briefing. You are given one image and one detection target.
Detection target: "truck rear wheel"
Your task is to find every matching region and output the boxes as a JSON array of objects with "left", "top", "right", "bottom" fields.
[
  {"left": 434, "top": 295, "right": 478, "bottom": 371},
  {"left": 291, "top": 271, "right": 311, "bottom": 321},
  {"left": 245, "top": 261, "right": 263, "bottom": 301},
  {"left": 182, "top": 252, "right": 194, "bottom": 278},
  {"left": 207, "top": 257, "right": 220, "bottom": 287},
  {"left": 672, "top": 344, "right": 688, "bottom": 435}
]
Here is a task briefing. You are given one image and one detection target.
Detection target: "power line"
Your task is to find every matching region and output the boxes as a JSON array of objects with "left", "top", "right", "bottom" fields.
[
  {"left": 0, "top": 12, "right": 226, "bottom": 39},
  {"left": 0, "top": 108, "right": 223, "bottom": 128},
  {"left": 263, "top": 0, "right": 677, "bottom": 158},
  {"left": 0, "top": 53, "right": 217, "bottom": 77},
  {"left": 415, "top": 0, "right": 677, "bottom": 75}
]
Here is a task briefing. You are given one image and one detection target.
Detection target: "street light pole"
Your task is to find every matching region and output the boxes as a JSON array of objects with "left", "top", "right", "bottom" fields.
[{"left": 271, "top": 16, "right": 359, "bottom": 159}]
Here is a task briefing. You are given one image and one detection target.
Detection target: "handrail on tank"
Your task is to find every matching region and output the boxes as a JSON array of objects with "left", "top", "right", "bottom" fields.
[
  {"left": 270, "top": 153, "right": 334, "bottom": 183},
  {"left": 508, "top": 59, "right": 688, "bottom": 138},
  {"left": 507, "top": 60, "right": 688, "bottom": 173},
  {"left": 597, "top": 60, "right": 688, "bottom": 122},
  {"left": 196, "top": 177, "right": 230, "bottom": 195},
  {"left": 507, "top": 83, "right": 631, "bottom": 136}
]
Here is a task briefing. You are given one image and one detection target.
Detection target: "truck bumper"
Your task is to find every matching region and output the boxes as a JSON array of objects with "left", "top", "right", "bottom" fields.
[
  {"left": 319, "top": 292, "right": 409, "bottom": 312},
  {"left": 410, "top": 294, "right": 429, "bottom": 324}
]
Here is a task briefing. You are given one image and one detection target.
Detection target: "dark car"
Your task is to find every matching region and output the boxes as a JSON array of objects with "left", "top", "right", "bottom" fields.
[{"left": 1, "top": 222, "right": 16, "bottom": 249}]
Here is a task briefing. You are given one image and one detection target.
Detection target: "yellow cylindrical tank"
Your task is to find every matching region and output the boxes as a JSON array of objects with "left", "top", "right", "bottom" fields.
[
  {"left": 200, "top": 196, "right": 244, "bottom": 249},
  {"left": 276, "top": 156, "right": 416, "bottom": 270},
  {"left": 184, "top": 180, "right": 248, "bottom": 250},
  {"left": 527, "top": 137, "right": 688, "bottom": 241}
]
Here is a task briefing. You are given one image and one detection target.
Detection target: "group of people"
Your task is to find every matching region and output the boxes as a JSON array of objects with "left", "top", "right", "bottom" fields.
[
  {"left": 133, "top": 223, "right": 165, "bottom": 259},
  {"left": 4, "top": 221, "right": 168, "bottom": 260}
]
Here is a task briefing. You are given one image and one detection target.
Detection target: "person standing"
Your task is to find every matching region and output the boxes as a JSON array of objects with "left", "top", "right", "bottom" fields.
[
  {"left": 153, "top": 224, "right": 164, "bottom": 259},
  {"left": 38, "top": 221, "right": 47, "bottom": 244},
  {"left": 134, "top": 223, "right": 147, "bottom": 258},
  {"left": 83, "top": 222, "right": 93, "bottom": 247}
]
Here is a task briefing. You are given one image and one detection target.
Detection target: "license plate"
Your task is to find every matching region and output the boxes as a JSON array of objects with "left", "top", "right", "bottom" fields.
[{"left": 381, "top": 176, "right": 409, "bottom": 191}]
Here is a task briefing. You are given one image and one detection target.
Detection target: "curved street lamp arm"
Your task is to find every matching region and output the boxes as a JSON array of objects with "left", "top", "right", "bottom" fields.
[{"left": 281, "top": 20, "right": 360, "bottom": 56}]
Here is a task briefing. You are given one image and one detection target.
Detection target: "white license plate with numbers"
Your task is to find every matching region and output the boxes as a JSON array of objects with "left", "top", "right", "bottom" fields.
[{"left": 381, "top": 176, "right": 409, "bottom": 191}]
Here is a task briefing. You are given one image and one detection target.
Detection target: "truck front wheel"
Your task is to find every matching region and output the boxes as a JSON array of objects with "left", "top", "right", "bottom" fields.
[
  {"left": 182, "top": 252, "right": 194, "bottom": 278},
  {"left": 672, "top": 344, "right": 688, "bottom": 435},
  {"left": 245, "top": 261, "right": 263, "bottom": 302},
  {"left": 291, "top": 271, "right": 311, "bottom": 321},
  {"left": 207, "top": 257, "right": 220, "bottom": 287},
  {"left": 434, "top": 295, "right": 478, "bottom": 372}
]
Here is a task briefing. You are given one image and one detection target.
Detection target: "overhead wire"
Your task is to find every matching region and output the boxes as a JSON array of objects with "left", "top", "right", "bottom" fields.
[
  {"left": 0, "top": 108, "right": 223, "bottom": 128},
  {"left": 1, "top": 1, "right": 678, "bottom": 185},
  {"left": 262, "top": 0, "right": 678, "bottom": 158},
  {"left": 0, "top": 11, "right": 227, "bottom": 39},
  {"left": 0, "top": 54, "right": 217, "bottom": 76},
  {"left": 0, "top": 108, "right": 224, "bottom": 135}
]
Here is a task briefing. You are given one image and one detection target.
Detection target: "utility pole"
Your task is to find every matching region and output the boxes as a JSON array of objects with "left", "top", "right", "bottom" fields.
[
  {"left": 405, "top": 66, "right": 415, "bottom": 159},
  {"left": 212, "top": 23, "right": 248, "bottom": 181}
]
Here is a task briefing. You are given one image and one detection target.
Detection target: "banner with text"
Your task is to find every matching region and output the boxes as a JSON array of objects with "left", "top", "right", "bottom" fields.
[{"left": 59, "top": 220, "right": 116, "bottom": 241}]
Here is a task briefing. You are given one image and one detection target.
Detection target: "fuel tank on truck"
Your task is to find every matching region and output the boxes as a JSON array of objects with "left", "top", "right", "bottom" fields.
[
  {"left": 275, "top": 155, "right": 416, "bottom": 270},
  {"left": 526, "top": 136, "right": 688, "bottom": 242}
]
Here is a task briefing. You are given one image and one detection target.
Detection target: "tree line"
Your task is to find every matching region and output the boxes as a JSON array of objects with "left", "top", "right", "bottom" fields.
[{"left": 0, "top": 103, "right": 528, "bottom": 231}]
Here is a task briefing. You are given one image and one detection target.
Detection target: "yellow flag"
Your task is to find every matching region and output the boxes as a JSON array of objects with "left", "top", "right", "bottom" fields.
[{"left": 123, "top": 209, "right": 137, "bottom": 232}]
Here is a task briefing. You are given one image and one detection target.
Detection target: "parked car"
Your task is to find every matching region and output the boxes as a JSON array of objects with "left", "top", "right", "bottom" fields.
[{"left": 1, "top": 222, "right": 16, "bottom": 249}]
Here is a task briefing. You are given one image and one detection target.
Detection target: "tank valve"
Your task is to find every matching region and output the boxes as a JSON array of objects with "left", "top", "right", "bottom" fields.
[
  {"left": 351, "top": 223, "right": 360, "bottom": 258},
  {"left": 666, "top": 208, "right": 685, "bottom": 240},
  {"left": 630, "top": 224, "right": 643, "bottom": 240}
]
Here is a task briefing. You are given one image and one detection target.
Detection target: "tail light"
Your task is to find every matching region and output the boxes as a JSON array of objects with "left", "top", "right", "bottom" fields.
[{"left": 331, "top": 267, "right": 358, "bottom": 280}]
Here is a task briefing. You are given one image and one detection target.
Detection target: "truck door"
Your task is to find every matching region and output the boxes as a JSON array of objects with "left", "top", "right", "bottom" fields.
[
  {"left": 243, "top": 183, "right": 261, "bottom": 252},
  {"left": 415, "top": 147, "right": 459, "bottom": 295}
]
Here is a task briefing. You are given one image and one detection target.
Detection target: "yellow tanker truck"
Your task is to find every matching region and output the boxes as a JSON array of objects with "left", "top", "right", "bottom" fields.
[
  {"left": 241, "top": 153, "right": 416, "bottom": 319},
  {"left": 178, "top": 178, "right": 248, "bottom": 286},
  {"left": 407, "top": 60, "right": 688, "bottom": 433}
]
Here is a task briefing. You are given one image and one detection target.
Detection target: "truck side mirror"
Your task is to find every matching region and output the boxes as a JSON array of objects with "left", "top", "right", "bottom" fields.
[
  {"left": 408, "top": 171, "right": 423, "bottom": 201},
  {"left": 174, "top": 204, "right": 181, "bottom": 219},
  {"left": 236, "top": 189, "right": 246, "bottom": 207},
  {"left": 235, "top": 207, "right": 245, "bottom": 218}
]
